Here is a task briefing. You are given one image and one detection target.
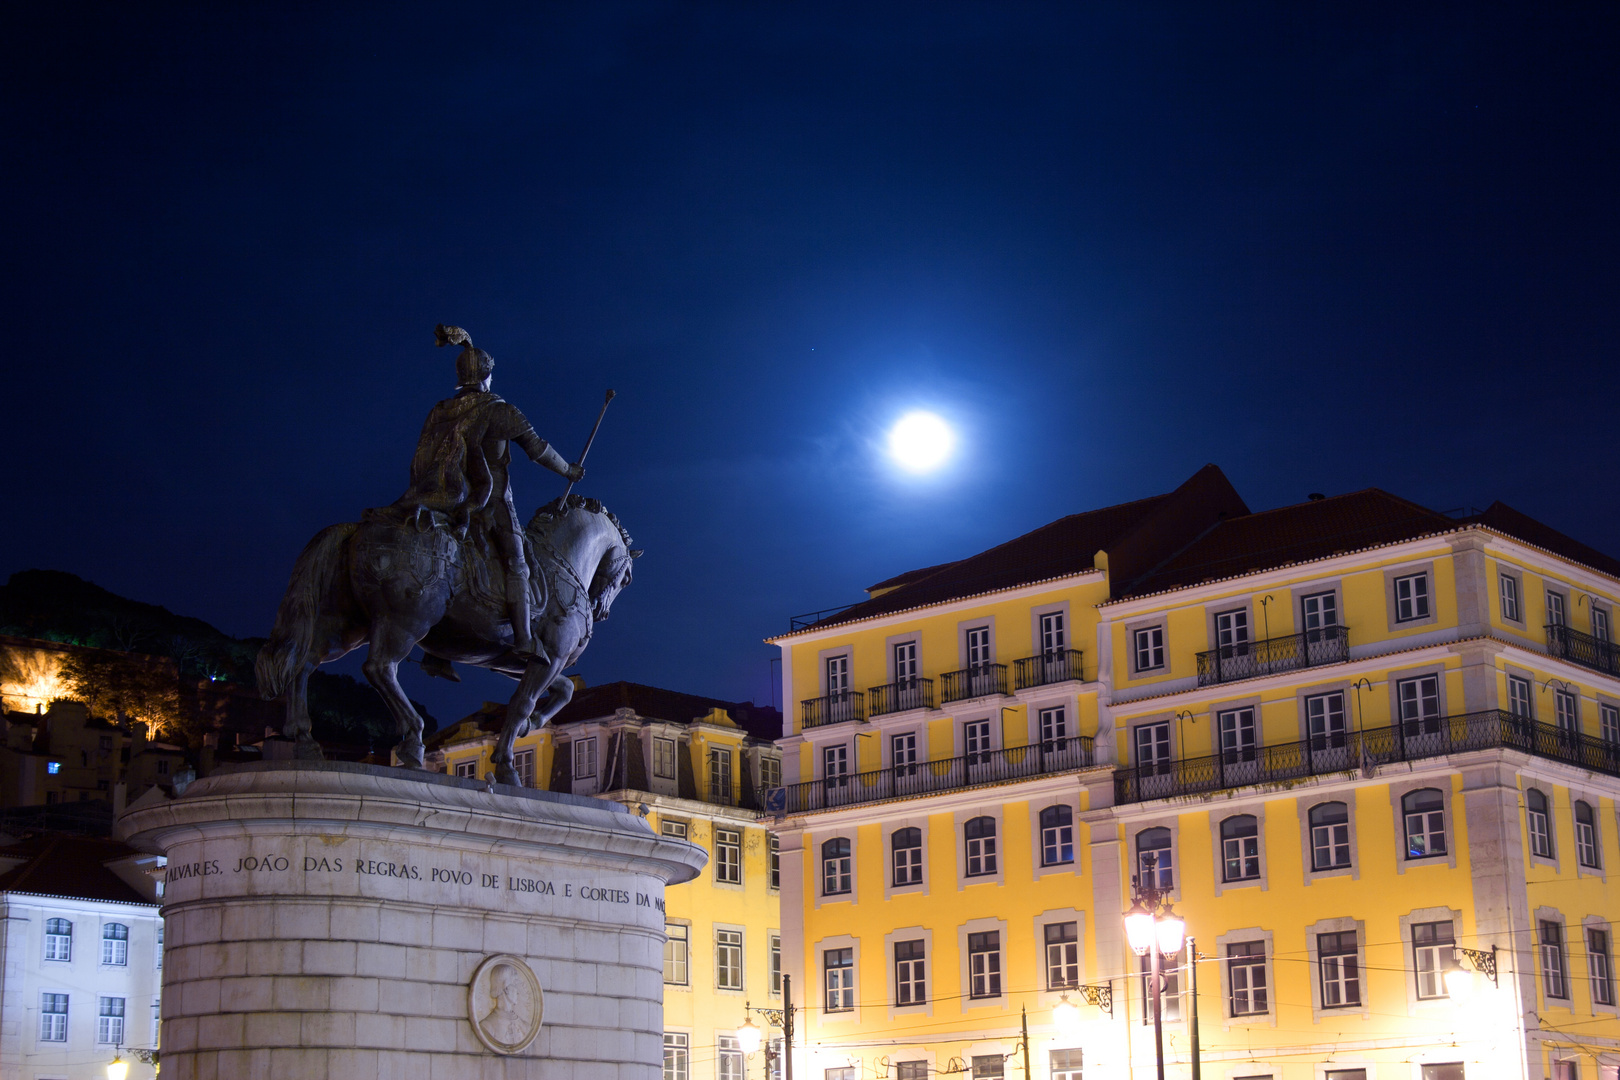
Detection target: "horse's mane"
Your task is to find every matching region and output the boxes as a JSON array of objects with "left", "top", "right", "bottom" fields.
[{"left": 529, "top": 494, "right": 635, "bottom": 551}]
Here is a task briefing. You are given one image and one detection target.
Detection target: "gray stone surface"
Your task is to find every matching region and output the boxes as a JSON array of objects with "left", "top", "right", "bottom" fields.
[{"left": 117, "top": 760, "right": 705, "bottom": 1080}]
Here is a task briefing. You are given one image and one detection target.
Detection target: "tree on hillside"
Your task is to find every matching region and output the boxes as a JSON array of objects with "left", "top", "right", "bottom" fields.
[{"left": 58, "top": 650, "right": 185, "bottom": 741}]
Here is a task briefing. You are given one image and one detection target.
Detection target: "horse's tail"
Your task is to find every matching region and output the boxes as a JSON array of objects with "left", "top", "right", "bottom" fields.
[{"left": 256, "top": 522, "right": 358, "bottom": 700}]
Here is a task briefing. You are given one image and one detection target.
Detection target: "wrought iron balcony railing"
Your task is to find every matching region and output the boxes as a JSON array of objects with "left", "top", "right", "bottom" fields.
[
  {"left": 800, "top": 690, "right": 867, "bottom": 729},
  {"left": 868, "top": 677, "right": 935, "bottom": 716},
  {"left": 1014, "top": 649, "right": 1085, "bottom": 690},
  {"left": 941, "top": 663, "right": 1009, "bottom": 702},
  {"left": 1546, "top": 624, "right": 1620, "bottom": 678},
  {"left": 1195, "top": 626, "right": 1350, "bottom": 687},
  {"left": 762, "top": 735, "right": 1095, "bottom": 816},
  {"left": 1115, "top": 709, "right": 1615, "bottom": 804}
]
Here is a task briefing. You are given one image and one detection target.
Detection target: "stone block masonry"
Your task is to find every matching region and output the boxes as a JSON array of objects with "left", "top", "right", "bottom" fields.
[{"left": 118, "top": 760, "right": 705, "bottom": 1080}]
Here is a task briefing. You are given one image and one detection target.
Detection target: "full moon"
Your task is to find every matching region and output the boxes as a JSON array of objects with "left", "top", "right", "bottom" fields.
[{"left": 888, "top": 411, "right": 955, "bottom": 472}]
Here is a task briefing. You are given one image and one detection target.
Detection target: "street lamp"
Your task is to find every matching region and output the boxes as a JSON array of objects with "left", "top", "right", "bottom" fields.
[
  {"left": 737, "top": 1014, "right": 763, "bottom": 1055},
  {"left": 737, "top": 979, "right": 797, "bottom": 1080},
  {"left": 1126, "top": 853, "right": 1184, "bottom": 1080},
  {"left": 1446, "top": 945, "right": 1500, "bottom": 1001},
  {"left": 106, "top": 1054, "right": 129, "bottom": 1080}
]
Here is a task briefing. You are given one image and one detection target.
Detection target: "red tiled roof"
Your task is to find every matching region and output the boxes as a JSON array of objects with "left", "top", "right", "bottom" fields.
[
  {"left": 1119, "top": 489, "right": 1456, "bottom": 597},
  {"left": 0, "top": 835, "right": 152, "bottom": 905},
  {"left": 1470, "top": 501, "right": 1620, "bottom": 580},
  {"left": 866, "top": 562, "right": 961, "bottom": 596}
]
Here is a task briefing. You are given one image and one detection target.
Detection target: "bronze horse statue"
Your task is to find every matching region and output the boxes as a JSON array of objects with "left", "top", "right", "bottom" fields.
[{"left": 255, "top": 494, "right": 639, "bottom": 784}]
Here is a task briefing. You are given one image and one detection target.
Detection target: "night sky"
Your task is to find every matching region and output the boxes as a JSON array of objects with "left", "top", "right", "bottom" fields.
[{"left": 5, "top": 4, "right": 1618, "bottom": 724}]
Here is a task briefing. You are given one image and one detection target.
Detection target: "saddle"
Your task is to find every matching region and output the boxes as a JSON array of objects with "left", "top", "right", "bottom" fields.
[{"left": 358, "top": 505, "right": 548, "bottom": 617}]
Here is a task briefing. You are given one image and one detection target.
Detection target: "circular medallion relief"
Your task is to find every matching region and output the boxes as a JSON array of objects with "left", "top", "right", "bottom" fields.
[{"left": 468, "top": 954, "right": 544, "bottom": 1055}]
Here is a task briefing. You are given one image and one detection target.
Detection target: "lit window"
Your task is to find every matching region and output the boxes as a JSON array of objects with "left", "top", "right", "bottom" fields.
[
  {"left": 102, "top": 923, "right": 128, "bottom": 966},
  {"left": 1402, "top": 789, "right": 1446, "bottom": 858},
  {"left": 47, "top": 761, "right": 61, "bottom": 775},
  {"left": 715, "top": 829, "right": 742, "bottom": 885},
  {"left": 663, "top": 923, "right": 689, "bottom": 985}
]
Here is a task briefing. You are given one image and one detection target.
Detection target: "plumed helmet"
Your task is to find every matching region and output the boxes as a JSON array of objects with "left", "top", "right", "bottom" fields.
[{"left": 435, "top": 324, "right": 494, "bottom": 387}]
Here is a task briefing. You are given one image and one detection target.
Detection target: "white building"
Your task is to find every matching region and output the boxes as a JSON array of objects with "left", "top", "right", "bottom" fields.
[{"left": 0, "top": 835, "right": 164, "bottom": 1080}]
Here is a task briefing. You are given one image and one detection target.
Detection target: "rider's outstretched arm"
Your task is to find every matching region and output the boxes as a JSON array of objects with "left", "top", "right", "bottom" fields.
[{"left": 514, "top": 429, "right": 584, "bottom": 483}]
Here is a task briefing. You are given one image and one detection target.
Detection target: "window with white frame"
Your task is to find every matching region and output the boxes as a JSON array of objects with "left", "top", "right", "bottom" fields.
[
  {"left": 1603, "top": 703, "right": 1620, "bottom": 744},
  {"left": 1547, "top": 591, "right": 1567, "bottom": 627},
  {"left": 892, "top": 732, "right": 918, "bottom": 777},
  {"left": 894, "top": 641, "right": 919, "bottom": 685},
  {"left": 1541, "top": 919, "right": 1569, "bottom": 999},
  {"left": 1133, "top": 626, "right": 1165, "bottom": 671},
  {"left": 1590, "top": 927, "right": 1615, "bottom": 1007},
  {"left": 97, "top": 996, "right": 124, "bottom": 1044},
  {"left": 824, "top": 948, "right": 854, "bottom": 1011},
  {"left": 102, "top": 924, "right": 128, "bottom": 966},
  {"left": 513, "top": 748, "right": 535, "bottom": 788},
  {"left": 1218, "top": 707, "right": 1257, "bottom": 763},
  {"left": 1137, "top": 827, "right": 1173, "bottom": 889},
  {"left": 454, "top": 760, "right": 477, "bottom": 779},
  {"left": 661, "top": 819, "right": 688, "bottom": 838},
  {"left": 717, "top": 1036, "right": 744, "bottom": 1080},
  {"left": 1215, "top": 608, "right": 1250, "bottom": 651},
  {"left": 1226, "top": 940, "right": 1267, "bottom": 1016},
  {"left": 1305, "top": 692, "right": 1347, "bottom": 749},
  {"left": 768, "top": 834, "right": 780, "bottom": 890},
  {"left": 966, "top": 626, "right": 992, "bottom": 669},
  {"left": 1135, "top": 721, "right": 1170, "bottom": 775},
  {"left": 573, "top": 737, "right": 598, "bottom": 779},
  {"left": 892, "top": 827, "right": 923, "bottom": 886},
  {"left": 1576, "top": 801, "right": 1600, "bottom": 868},
  {"left": 664, "top": 1033, "right": 689, "bottom": 1080},
  {"left": 1500, "top": 574, "right": 1521, "bottom": 621},
  {"left": 826, "top": 655, "right": 851, "bottom": 694},
  {"left": 44, "top": 918, "right": 71, "bottom": 961},
  {"left": 822, "top": 838, "right": 852, "bottom": 895},
  {"left": 1050, "top": 1049, "right": 1083, "bottom": 1080},
  {"left": 770, "top": 933, "right": 782, "bottom": 994},
  {"left": 653, "top": 736, "right": 677, "bottom": 779},
  {"left": 1139, "top": 952, "right": 1182, "bottom": 1021},
  {"left": 716, "top": 929, "right": 743, "bottom": 990},
  {"left": 964, "top": 719, "right": 992, "bottom": 765},
  {"left": 1527, "top": 789, "right": 1554, "bottom": 859},
  {"left": 964, "top": 816, "right": 997, "bottom": 876},
  {"left": 823, "top": 744, "right": 849, "bottom": 788},
  {"left": 968, "top": 931, "right": 1002, "bottom": 998},
  {"left": 1412, "top": 920, "right": 1454, "bottom": 999},
  {"left": 1040, "top": 611, "right": 1066, "bottom": 655},
  {"left": 156, "top": 924, "right": 163, "bottom": 969},
  {"left": 710, "top": 748, "right": 734, "bottom": 805},
  {"left": 664, "top": 923, "right": 689, "bottom": 985},
  {"left": 1220, "top": 815, "right": 1259, "bottom": 882},
  {"left": 1040, "top": 805, "right": 1074, "bottom": 866},
  {"left": 1596, "top": 608, "right": 1612, "bottom": 642},
  {"left": 897, "top": 1063, "right": 927, "bottom": 1080},
  {"left": 40, "top": 992, "right": 68, "bottom": 1041},
  {"left": 1045, "top": 921, "right": 1079, "bottom": 989},
  {"left": 1508, "top": 675, "right": 1534, "bottom": 719},
  {"left": 1309, "top": 802, "right": 1351, "bottom": 871},
  {"left": 760, "top": 754, "right": 781, "bottom": 790},
  {"left": 1039, "top": 706, "right": 1068, "bottom": 751},
  {"left": 1397, "top": 675, "right": 1441, "bottom": 734},
  {"left": 1301, "top": 590, "right": 1338, "bottom": 632},
  {"left": 715, "top": 828, "right": 741, "bottom": 884},
  {"left": 1555, "top": 690, "right": 1579, "bottom": 736},
  {"left": 1394, "top": 572, "right": 1431, "bottom": 622},
  {"left": 1318, "top": 931, "right": 1360, "bottom": 1007},
  {"left": 895, "top": 939, "right": 926, "bottom": 1005},
  {"left": 972, "top": 1057, "right": 1004, "bottom": 1080},
  {"left": 1403, "top": 788, "right": 1447, "bottom": 858}
]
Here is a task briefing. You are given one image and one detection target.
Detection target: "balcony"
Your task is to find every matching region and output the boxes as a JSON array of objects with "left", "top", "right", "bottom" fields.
[
  {"left": 1115, "top": 708, "right": 1617, "bottom": 804},
  {"left": 1015, "top": 649, "right": 1085, "bottom": 690},
  {"left": 800, "top": 690, "right": 867, "bottom": 729},
  {"left": 1546, "top": 624, "right": 1620, "bottom": 678},
  {"left": 1195, "top": 626, "right": 1350, "bottom": 687},
  {"left": 762, "top": 735, "right": 1095, "bottom": 815},
  {"left": 942, "top": 664, "right": 1008, "bottom": 702},
  {"left": 868, "top": 677, "right": 935, "bottom": 716}
]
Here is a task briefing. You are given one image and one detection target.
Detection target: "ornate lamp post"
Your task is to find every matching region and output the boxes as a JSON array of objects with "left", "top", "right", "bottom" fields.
[
  {"left": 736, "top": 976, "right": 797, "bottom": 1080},
  {"left": 1125, "top": 852, "right": 1185, "bottom": 1080}
]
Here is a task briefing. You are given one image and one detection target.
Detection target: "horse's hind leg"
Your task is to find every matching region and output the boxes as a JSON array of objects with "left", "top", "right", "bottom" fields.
[{"left": 362, "top": 619, "right": 433, "bottom": 769}]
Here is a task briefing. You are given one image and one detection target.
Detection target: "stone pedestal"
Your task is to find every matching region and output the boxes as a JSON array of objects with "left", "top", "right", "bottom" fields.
[{"left": 116, "top": 761, "right": 705, "bottom": 1080}]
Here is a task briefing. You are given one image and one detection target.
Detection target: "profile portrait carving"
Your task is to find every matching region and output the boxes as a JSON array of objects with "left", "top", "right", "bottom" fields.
[{"left": 468, "top": 954, "right": 544, "bottom": 1055}]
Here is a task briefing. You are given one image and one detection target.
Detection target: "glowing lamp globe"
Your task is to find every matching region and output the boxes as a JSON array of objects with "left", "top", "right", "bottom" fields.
[
  {"left": 1445, "top": 961, "right": 1476, "bottom": 1002},
  {"left": 1156, "top": 905, "right": 1186, "bottom": 958},
  {"left": 107, "top": 1057, "right": 129, "bottom": 1080},
  {"left": 888, "top": 412, "right": 955, "bottom": 472},
  {"left": 1123, "top": 900, "right": 1156, "bottom": 956},
  {"left": 737, "top": 1016, "right": 762, "bottom": 1055},
  {"left": 1052, "top": 994, "right": 1080, "bottom": 1033}
]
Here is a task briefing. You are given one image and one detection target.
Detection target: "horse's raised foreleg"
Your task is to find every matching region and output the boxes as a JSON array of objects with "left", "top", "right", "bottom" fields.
[
  {"left": 362, "top": 621, "right": 433, "bottom": 769},
  {"left": 492, "top": 655, "right": 570, "bottom": 786}
]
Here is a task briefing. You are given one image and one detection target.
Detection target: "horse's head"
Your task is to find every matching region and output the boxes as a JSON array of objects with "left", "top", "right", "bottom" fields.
[
  {"left": 530, "top": 494, "right": 642, "bottom": 622},
  {"left": 589, "top": 543, "right": 641, "bottom": 622}
]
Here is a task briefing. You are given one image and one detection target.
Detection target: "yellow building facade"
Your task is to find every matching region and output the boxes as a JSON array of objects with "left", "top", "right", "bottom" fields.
[
  {"left": 767, "top": 467, "right": 1620, "bottom": 1080},
  {"left": 427, "top": 681, "right": 785, "bottom": 1080}
]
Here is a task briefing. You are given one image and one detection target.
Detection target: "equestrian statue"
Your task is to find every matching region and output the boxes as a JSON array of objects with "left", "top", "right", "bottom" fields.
[{"left": 255, "top": 326, "right": 637, "bottom": 785}]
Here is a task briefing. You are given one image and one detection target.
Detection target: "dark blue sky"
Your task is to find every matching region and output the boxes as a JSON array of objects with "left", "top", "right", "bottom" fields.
[{"left": 5, "top": 3, "right": 1618, "bottom": 722}]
